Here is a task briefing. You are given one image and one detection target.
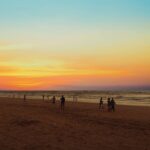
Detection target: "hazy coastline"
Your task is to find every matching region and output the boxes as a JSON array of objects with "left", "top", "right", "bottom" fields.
[{"left": 0, "top": 90, "right": 150, "bottom": 106}]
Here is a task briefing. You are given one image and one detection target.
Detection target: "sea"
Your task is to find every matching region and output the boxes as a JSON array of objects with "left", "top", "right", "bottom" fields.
[{"left": 0, "top": 90, "right": 150, "bottom": 106}]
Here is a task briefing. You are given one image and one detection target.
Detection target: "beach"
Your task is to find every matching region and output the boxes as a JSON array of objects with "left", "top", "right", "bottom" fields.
[{"left": 0, "top": 97, "right": 150, "bottom": 150}]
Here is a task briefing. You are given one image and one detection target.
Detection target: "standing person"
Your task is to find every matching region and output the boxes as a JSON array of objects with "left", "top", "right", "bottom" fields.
[
  {"left": 110, "top": 98, "right": 116, "bottom": 112},
  {"left": 42, "top": 95, "right": 45, "bottom": 101},
  {"left": 60, "top": 95, "right": 65, "bottom": 111},
  {"left": 99, "top": 97, "right": 104, "bottom": 110},
  {"left": 23, "top": 94, "right": 26, "bottom": 102},
  {"left": 107, "top": 98, "right": 111, "bottom": 112},
  {"left": 52, "top": 96, "right": 56, "bottom": 104}
]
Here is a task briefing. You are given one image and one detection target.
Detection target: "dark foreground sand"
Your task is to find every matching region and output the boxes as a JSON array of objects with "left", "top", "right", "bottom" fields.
[{"left": 0, "top": 97, "right": 150, "bottom": 150}]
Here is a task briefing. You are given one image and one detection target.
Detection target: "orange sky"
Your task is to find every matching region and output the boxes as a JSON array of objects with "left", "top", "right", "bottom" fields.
[
  {"left": 0, "top": 1, "right": 150, "bottom": 90},
  {"left": 0, "top": 35, "right": 150, "bottom": 90}
]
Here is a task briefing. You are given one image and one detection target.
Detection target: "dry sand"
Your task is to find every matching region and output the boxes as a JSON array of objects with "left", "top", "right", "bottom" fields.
[{"left": 0, "top": 97, "right": 150, "bottom": 150}]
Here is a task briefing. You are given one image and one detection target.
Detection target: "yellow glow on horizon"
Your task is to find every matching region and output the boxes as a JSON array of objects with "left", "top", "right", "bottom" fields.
[{"left": 0, "top": 24, "right": 150, "bottom": 89}]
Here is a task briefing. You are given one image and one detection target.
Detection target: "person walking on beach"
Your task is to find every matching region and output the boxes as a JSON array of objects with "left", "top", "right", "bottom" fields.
[
  {"left": 107, "top": 98, "right": 111, "bottom": 112},
  {"left": 52, "top": 96, "right": 56, "bottom": 104},
  {"left": 60, "top": 95, "right": 65, "bottom": 111},
  {"left": 110, "top": 98, "right": 116, "bottom": 112},
  {"left": 99, "top": 97, "right": 104, "bottom": 110}
]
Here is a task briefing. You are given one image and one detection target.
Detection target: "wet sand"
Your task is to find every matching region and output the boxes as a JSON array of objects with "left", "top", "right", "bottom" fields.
[{"left": 0, "top": 97, "right": 150, "bottom": 150}]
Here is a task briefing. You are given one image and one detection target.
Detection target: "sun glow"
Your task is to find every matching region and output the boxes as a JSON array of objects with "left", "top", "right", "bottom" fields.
[{"left": 0, "top": 0, "right": 150, "bottom": 90}]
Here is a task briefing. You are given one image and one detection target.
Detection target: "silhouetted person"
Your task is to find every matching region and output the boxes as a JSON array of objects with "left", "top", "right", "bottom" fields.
[
  {"left": 60, "top": 95, "right": 65, "bottom": 111},
  {"left": 110, "top": 98, "right": 116, "bottom": 112},
  {"left": 42, "top": 95, "right": 45, "bottom": 101},
  {"left": 107, "top": 98, "right": 111, "bottom": 112},
  {"left": 24, "top": 94, "right": 26, "bottom": 102},
  {"left": 99, "top": 97, "right": 104, "bottom": 110},
  {"left": 52, "top": 96, "right": 56, "bottom": 104}
]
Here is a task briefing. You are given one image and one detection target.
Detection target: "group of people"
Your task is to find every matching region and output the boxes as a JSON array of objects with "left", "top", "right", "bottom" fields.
[
  {"left": 42, "top": 95, "right": 65, "bottom": 110},
  {"left": 43, "top": 95, "right": 115, "bottom": 112},
  {"left": 99, "top": 97, "right": 116, "bottom": 112},
  {"left": 50, "top": 95, "right": 65, "bottom": 111}
]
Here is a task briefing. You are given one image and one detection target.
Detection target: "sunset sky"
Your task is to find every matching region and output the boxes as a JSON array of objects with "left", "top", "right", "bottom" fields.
[{"left": 0, "top": 0, "right": 150, "bottom": 90}]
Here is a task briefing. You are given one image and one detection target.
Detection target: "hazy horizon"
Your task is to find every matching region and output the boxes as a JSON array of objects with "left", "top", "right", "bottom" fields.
[{"left": 0, "top": 85, "right": 150, "bottom": 91}]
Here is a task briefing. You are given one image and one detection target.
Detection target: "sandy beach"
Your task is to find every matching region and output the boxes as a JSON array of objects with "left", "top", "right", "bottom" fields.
[{"left": 0, "top": 97, "right": 150, "bottom": 150}]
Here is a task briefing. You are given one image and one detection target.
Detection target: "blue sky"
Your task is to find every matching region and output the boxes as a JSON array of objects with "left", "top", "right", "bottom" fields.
[
  {"left": 0, "top": 0, "right": 150, "bottom": 90},
  {"left": 0, "top": 0, "right": 149, "bottom": 25}
]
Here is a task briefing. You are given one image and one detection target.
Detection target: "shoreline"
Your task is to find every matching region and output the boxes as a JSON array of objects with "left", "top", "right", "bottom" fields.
[{"left": 0, "top": 96, "right": 150, "bottom": 107}]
